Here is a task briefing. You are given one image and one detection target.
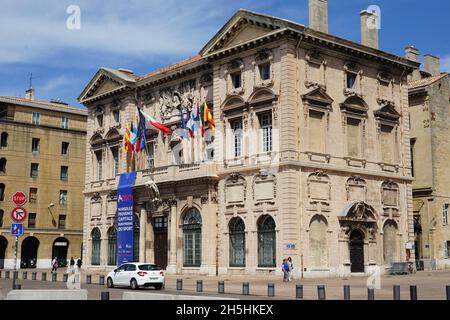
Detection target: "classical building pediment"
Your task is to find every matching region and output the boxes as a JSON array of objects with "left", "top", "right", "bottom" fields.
[
  {"left": 302, "top": 87, "right": 333, "bottom": 109},
  {"left": 374, "top": 103, "right": 401, "bottom": 123},
  {"left": 78, "top": 68, "right": 137, "bottom": 104}
]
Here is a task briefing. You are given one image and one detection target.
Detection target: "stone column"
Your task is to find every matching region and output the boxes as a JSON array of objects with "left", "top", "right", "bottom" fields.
[
  {"left": 139, "top": 204, "right": 147, "bottom": 263},
  {"left": 167, "top": 200, "right": 178, "bottom": 274}
]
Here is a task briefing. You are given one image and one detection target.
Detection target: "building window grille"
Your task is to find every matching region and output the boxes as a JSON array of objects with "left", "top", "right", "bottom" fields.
[
  {"left": 260, "top": 113, "right": 273, "bottom": 153},
  {"left": 107, "top": 227, "right": 117, "bottom": 266},
  {"left": 229, "top": 218, "right": 246, "bottom": 267},
  {"left": 232, "top": 119, "right": 243, "bottom": 157},
  {"left": 257, "top": 215, "right": 276, "bottom": 267},
  {"left": 183, "top": 208, "right": 202, "bottom": 267},
  {"left": 91, "top": 228, "right": 101, "bottom": 265}
]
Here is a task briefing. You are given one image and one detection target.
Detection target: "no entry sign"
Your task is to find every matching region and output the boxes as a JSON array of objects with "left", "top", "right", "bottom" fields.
[
  {"left": 12, "top": 191, "right": 27, "bottom": 206},
  {"left": 11, "top": 207, "right": 27, "bottom": 223}
]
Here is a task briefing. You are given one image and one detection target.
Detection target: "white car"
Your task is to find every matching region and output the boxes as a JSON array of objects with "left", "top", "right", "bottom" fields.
[{"left": 106, "top": 263, "right": 165, "bottom": 290}]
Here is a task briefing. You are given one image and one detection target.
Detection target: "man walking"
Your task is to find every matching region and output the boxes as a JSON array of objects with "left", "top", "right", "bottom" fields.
[{"left": 69, "top": 257, "right": 75, "bottom": 273}]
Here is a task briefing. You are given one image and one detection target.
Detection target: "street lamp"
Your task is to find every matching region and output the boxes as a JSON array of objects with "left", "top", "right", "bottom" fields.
[{"left": 47, "top": 203, "right": 57, "bottom": 227}]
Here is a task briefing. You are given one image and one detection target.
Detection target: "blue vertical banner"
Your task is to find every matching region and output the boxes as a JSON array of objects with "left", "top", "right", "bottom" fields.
[{"left": 117, "top": 172, "right": 137, "bottom": 266}]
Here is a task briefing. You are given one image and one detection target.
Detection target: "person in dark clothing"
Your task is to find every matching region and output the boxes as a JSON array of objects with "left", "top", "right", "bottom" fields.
[
  {"left": 69, "top": 257, "right": 75, "bottom": 273},
  {"left": 76, "top": 258, "right": 82, "bottom": 269}
]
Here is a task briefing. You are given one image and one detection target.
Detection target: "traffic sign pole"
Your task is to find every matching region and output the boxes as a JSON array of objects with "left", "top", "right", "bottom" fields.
[{"left": 13, "top": 236, "right": 18, "bottom": 288}]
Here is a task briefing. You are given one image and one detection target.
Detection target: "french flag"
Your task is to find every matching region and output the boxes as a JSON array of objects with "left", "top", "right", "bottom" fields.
[{"left": 138, "top": 108, "right": 172, "bottom": 134}]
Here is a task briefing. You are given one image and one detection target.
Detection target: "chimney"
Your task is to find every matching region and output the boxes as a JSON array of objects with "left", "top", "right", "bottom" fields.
[
  {"left": 405, "top": 46, "right": 421, "bottom": 81},
  {"left": 360, "top": 10, "right": 379, "bottom": 49},
  {"left": 25, "top": 88, "right": 35, "bottom": 100},
  {"left": 309, "top": 0, "right": 328, "bottom": 33},
  {"left": 424, "top": 54, "right": 441, "bottom": 76}
]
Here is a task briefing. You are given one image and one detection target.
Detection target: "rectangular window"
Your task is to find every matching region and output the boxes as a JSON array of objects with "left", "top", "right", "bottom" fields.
[
  {"left": 445, "top": 241, "right": 450, "bottom": 259},
  {"left": 410, "top": 139, "right": 416, "bottom": 177},
  {"left": 61, "top": 117, "right": 70, "bottom": 129},
  {"left": 147, "top": 142, "right": 154, "bottom": 169},
  {"left": 0, "top": 210, "right": 3, "bottom": 227},
  {"left": 260, "top": 113, "right": 272, "bottom": 153},
  {"left": 259, "top": 63, "right": 271, "bottom": 81},
  {"left": 61, "top": 142, "right": 69, "bottom": 156},
  {"left": 60, "top": 166, "right": 68, "bottom": 181},
  {"left": 231, "top": 72, "right": 241, "bottom": 89},
  {"left": 31, "top": 138, "right": 40, "bottom": 153},
  {"left": 30, "top": 163, "right": 39, "bottom": 178},
  {"left": 32, "top": 112, "right": 40, "bottom": 125},
  {"left": 28, "top": 213, "right": 36, "bottom": 229},
  {"left": 113, "top": 110, "right": 120, "bottom": 123},
  {"left": 347, "top": 118, "right": 361, "bottom": 158},
  {"left": 59, "top": 190, "right": 68, "bottom": 206},
  {"left": 232, "top": 119, "right": 243, "bottom": 158},
  {"left": 95, "top": 151, "right": 103, "bottom": 180},
  {"left": 381, "top": 124, "right": 394, "bottom": 163},
  {"left": 443, "top": 204, "right": 449, "bottom": 226},
  {"left": 111, "top": 147, "right": 119, "bottom": 176},
  {"left": 29, "top": 187, "right": 38, "bottom": 203},
  {"left": 309, "top": 110, "right": 324, "bottom": 153},
  {"left": 58, "top": 215, "right": 66, "bottom": 229},
  {"left": 346, "top": 72, "right": 357, "bottom": 89},
  {"left": 154, "top": 217, "right": 168, "bottom": 230},
  {"left": 97, "top": 115, "right": 103, "bottom": 127}
]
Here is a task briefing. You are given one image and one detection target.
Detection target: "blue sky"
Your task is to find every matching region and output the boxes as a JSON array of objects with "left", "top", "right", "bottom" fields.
[{"left": 0, "top": 0, "right": 448, "bottom": 107}]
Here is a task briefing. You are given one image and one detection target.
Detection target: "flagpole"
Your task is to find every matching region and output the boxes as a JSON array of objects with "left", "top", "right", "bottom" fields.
[{"left": 135, "top": 90, "right": 154, "bottom": 173}]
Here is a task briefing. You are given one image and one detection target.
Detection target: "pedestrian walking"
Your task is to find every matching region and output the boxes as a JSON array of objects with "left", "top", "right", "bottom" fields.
[
  {"left": 287, "top": 257, "right": 293, "bottom": 281},
  {"left": 282, "top": 259, "right": 289, "bottom": 282},
  {"left": 76, "top": 258, "right": 82, "bottom": 269},
  {"left": 51, "top": 257, "right": 58, "bottom": 273},
  {"left": 69, "top": 257, "right": 75, "bottom": 274}
]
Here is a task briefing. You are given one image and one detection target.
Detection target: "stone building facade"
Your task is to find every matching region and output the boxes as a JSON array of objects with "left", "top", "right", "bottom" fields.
[
  {"left": 0, "top": 90, "right": 87, "bottom": 269},
  {"left": 78, "top": 3, "right": 418, "bottom": 278},
  {"left": 407, "top": 47, "right": 450, "bottom": 270}
]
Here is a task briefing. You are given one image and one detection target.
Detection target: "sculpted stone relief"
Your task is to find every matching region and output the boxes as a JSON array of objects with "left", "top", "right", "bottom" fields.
[{"left": 159, "top": 79, "right": 199, "bottom": 122}]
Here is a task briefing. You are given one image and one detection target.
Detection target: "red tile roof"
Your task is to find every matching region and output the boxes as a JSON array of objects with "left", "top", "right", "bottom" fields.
[
  {"left": 137, "top": 55, "right": 203, "bottom": 81},
  {"left": 408, "top": 73, "right": 448, "bottom": 89}
]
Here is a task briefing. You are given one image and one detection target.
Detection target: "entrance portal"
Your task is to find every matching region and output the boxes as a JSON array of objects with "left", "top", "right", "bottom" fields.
[
  {"left": 350, "top": 229, "right": 365, "bottom": 273},
  {"left": 0, "top": 236, "right": 7, "bottom": 269},
  {"left": 52, "top": 237, "right": 69, "bottom": 267},
  {"left": 20, "top": 236, "right": 39, "bottom": 269},
  {"left": 153, "top": 216, "right": 168, "bottom": 269}
]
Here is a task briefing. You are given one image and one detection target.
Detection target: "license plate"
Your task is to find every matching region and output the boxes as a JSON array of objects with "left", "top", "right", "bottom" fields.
[{"left": 149, "top": 277, "right": 158, "bottom": 280}]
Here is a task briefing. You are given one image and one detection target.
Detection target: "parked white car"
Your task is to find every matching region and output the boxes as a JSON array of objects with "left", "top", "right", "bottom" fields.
[{"left": 106, "top": 263, "right": 165, "bottom": 290}]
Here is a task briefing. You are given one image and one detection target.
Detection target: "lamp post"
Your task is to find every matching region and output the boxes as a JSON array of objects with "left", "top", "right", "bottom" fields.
[{"left": 47, "top": 203, "right": 57, "bottom": 227}]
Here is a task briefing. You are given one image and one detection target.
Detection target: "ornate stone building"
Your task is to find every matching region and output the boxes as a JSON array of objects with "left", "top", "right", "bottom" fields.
[
  {"left": 78, "top": 2, "right": 418, "bottom": 277},
  {"left": 407, "top": 47, "right": 450, "bottom": 270}
]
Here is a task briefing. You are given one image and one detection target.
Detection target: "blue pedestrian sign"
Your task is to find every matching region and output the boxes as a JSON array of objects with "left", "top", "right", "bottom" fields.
[{"left": 11, "top": 223, "right": 24, "bottom": 236}]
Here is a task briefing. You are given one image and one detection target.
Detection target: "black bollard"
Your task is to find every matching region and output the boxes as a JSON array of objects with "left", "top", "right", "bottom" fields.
[
  {"left": 41, "top": 272, "right": 47, "bottom": 281},
  {"left": 196, "top": 280, "right": 203, "bottom": 292},
  {"left": 86, "top": 275, "right": 92, "bottom": 284},
  {"left": 23, "top": 271, "right": 27, "bottom": 280},
  {"left": 410, "top": 285, "right": 418, "bottom": 300},
  {"left": 446, "top": 286, "right": 450, "bottom": 300},
  {"left": 296, "top": 284, "right": 303, "bottom": 299},
  {"left": 393, "top": 285, "right": 401, "bottom": 300},
  {"left": 218, "top": 281, "right": 224, "bottom": 294},
  {"left": 13, "top": 284, "right": 21, "bottom": 290},
  {"left": 13, "top": 271, "right": 18, "bottom": 280},
  {"left": 52, "top": 273, "right": 57, "bottom": 282},
  {"left": 318, "top": 285, "right": 326, "bottom": 300},
  {"left": 32, "top": 272, "right": 37, "bottom": 280},
  {"left": 368, "top": 288, "right": 375, "bottom": 300},
  {"left": 63, "top": 273, "right": 68, "bottom": 282},
  {"left": 5, "top": 270, "right": 10, "bottom": 279},
  {"left": 344, "top": 285, "right": 351, "bottom": 300},
  {"left": 0, "top": 270, "right": 2, "bottom": 278},
  {"left": 99, "top": 275, "right": 105, "bottom": 285},
  {"left": 176, "top": 279, "right": 183, "bottom": 290},
  {"left": 101, "top": 292, "right": 110, "bottom": 300},
  {"left": 242, "top": 282, "right": 250, "bottom": 295},
  {"left": 268, "top": 283, "right": 275, "bottom": 297}
]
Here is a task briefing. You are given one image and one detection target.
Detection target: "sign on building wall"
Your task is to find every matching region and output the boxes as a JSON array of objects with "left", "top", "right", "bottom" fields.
[{"left": 116, "top": 172, "right": 137, "bottom": 266}]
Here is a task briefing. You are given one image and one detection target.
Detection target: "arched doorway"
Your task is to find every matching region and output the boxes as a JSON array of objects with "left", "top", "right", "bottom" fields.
[
  {"left": 229, "top": 217, "right": 245, "bottom": 267},
  {"left": 20, "top": 236, "right": 40, "bottom": 269},
  {"left": 349, "top": 229, "right": 365, "bottom": 273},
  {"left": 52, "top": 237, "right": 69, "bottom": 267},
  {"left": 0, "top": 236, "right": 7, "bottom": 269}
]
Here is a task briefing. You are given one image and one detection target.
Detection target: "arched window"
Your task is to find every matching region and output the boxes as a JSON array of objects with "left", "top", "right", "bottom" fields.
[
  {"left": 309, "top": 215, "right": 328, "bottom": 267},
  {"left": 0, "top": 132, "right": 7, "bottom": 148},
  {"left": 257, "top": 215, "right": 276, "bottom": 267},
  {"left": 0, "top": 183, "right": 5, "bottom": 201},
  {"left": 91, "top": 228, "right": 101, "bottom": 266},
  {"left": 383, "top": 220, "right": 398, "bottom": 266},
  {"left": 183, "top": 208, "right": 202, "bottom": 267},
  {"left": 0, "top": 209, "right": 4, "bottom": 228},
  {"left": 229, "top": 218, "right": 245, "bottom": 267},
  {"left": 133, "top": 214, "right": 139, "bottom": 262},
  {"left": 107, "top": 227, "right": 117, "bottom": 266},
  {"left": 0, "top": 158, "right": 5, "bottom": 173}
]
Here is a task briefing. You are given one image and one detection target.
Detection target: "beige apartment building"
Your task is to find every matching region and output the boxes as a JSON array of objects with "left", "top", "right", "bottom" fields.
[
  {"left": 0, "top": 89, "right": 87, "bottom": 269},
  {"left": 407, "top": 48, "right": 450, "bottom": 270},
  {"left": 79, "top": 1, "right": 419, "bottom": 278}
]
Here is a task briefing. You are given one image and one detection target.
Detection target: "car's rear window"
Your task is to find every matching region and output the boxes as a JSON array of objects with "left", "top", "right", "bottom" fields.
[{"left": 138, "top": 264, "right": 159, "bottom": 271}]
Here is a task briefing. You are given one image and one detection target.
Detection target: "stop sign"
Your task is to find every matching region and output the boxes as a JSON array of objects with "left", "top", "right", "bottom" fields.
[{"left": 12, "top": 191, "right": 27, "bottom": 206}]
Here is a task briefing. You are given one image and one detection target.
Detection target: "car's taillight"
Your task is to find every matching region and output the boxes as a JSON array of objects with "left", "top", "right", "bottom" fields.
[
  {"left": 137, "top": 271, "right": 147, "bottom": 277},
  {"left": 159, "top": 271, "right": 164, "bottom": 276}
]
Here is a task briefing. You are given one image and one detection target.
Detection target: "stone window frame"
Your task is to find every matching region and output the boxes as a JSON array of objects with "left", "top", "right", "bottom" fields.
[
  {"left": 93, "top": 105, "right": 105, "bottom": 131},
  {"left": 343, "top": 62, "right": 363, "bottom": 96},
  {"left": 376, "top": 71, "right": 395, "bottom": 104},
  {"left": 224, "top": 59, "right": 245, "bottom": 95},
  {"left": 345, "top": 175, "right": 367, "bottom": 202},
  {"left": 307, "top": 170, "right": 331, "bottom": 205},
  {"left": 252, "top": 49, "right": 274, "bottom": 88},
  {"left": 224, "top": 172, "right": 247, "bottom": 207},
  {"left": 305, "top": 49, "right": 327, "bottom": 89},
  {"left": 109, "top": 99, "right": 122, "bottom": 129},
  {"left": 374, "top": 103, "right": 401, "bottom": 166},
  {"left": 381, "top": 180, "right": 400, "bottom": 209},
  {"left": 252, "top": 170, "right": 277, "bottom": 205}
]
